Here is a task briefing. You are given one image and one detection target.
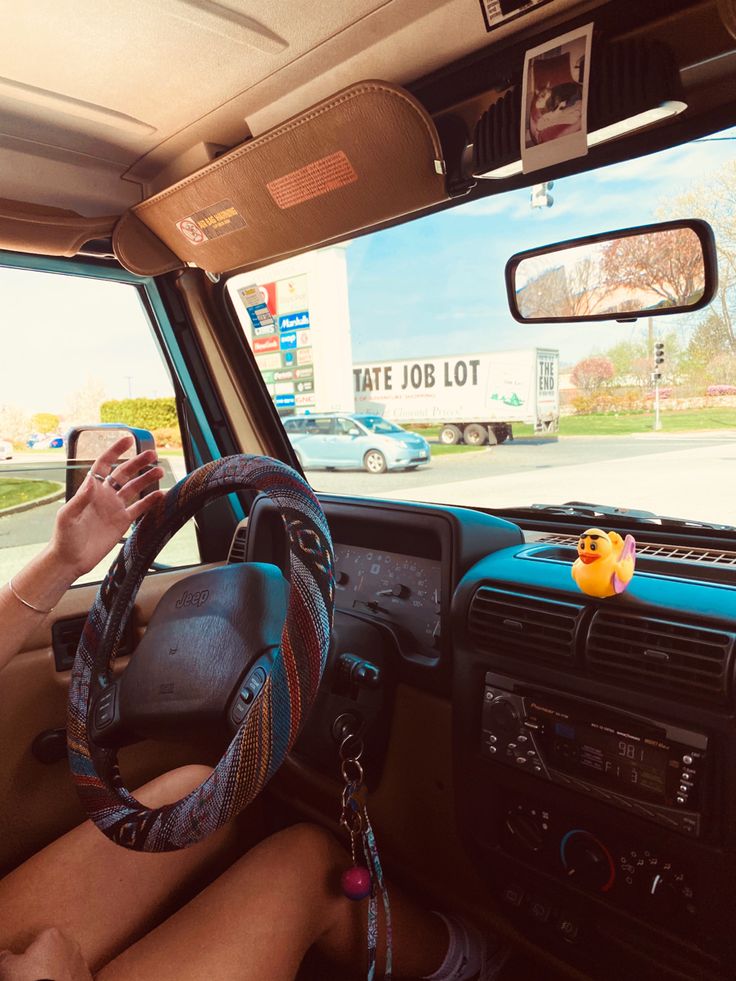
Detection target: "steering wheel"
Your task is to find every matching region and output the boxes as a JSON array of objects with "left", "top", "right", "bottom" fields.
[{"left": 67, "top": 455, "right": 334, "bottom": 852}]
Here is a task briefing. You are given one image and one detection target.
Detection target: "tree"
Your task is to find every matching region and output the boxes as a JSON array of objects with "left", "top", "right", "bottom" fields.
[
  {"left": 517, "top": 256, "right": 609, "bottom": 319},
  {"left": 571, "top": 356, "right": 615, "bottom": 391},
  {"left": 65, "top": 378, "right": 108, "bottom": 427},
  {"left": 0, "top": 404, "right": 29, "bottom": 441},
  {"left": 681, "top": 311, "right": 736, "bottom": 385},
  {"left": 658, "top": 161, "right": 736, "bottom": 354},
  {"left": 30, "top": 412, "right": 60, "bottom": 433},
  {"left": 604, "top": 337, "right": 649, "bottom": 385},
  {"left": 599, "top": 227, "right": 706, "bottom": 310}
]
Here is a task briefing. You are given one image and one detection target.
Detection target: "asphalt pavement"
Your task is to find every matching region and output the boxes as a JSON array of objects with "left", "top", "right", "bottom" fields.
[{"left": 2, "top": 434, "right": 734, "bottom": 573}]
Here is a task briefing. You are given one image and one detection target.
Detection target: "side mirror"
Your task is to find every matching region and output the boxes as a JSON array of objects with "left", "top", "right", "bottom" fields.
[
  {"left": 347, "top": 428, "right": 361, "bottom": 437},
  {"left": 505, "top": 219, "right": 718, "bottom": 324},
  {"left": 65, "top": 424, "right": 157, "bottom": 501}
]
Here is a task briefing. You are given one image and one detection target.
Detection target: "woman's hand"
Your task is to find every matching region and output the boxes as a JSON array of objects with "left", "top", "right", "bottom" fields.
[
  {"left": 0, "top": 927, "right": 93, "bottom": 981},
  {"left": 49, "top": 435, "right": 165, "bottom": 581}
]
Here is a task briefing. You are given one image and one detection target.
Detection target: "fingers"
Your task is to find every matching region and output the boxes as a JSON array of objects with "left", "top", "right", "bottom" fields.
[
  {"left": 107, "top": 449, "right": 159, "bottom": 490},
  {"left": 117, "top": 465, "right": 164, "bottom": 506},
  {"left": 126, "top": 488, "right": 165, "bottom": 523},
  {"left": 91, "top": 435, "right": 134, "bottom": 478}
]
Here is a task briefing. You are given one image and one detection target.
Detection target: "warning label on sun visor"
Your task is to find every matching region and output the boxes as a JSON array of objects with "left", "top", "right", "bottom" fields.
[
  {"left": 266, "top": 151, "right": 358, "bottom": 210},
  {"left": 175, "top": 199, "right": 246, "bottom": 245},
  {"left": 479, "top": 0, "right": 554, "bottom": 33}
]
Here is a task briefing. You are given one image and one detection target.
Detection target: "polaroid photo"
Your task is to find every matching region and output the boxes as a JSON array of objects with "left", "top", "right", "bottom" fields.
[{"left": 521, "top": 22, "right": 593, "bottom": 174}]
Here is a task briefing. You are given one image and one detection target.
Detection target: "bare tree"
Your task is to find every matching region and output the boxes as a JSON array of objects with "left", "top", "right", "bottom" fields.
[{"left": 599, "top": 228, "right": 706, "bottom": 310}]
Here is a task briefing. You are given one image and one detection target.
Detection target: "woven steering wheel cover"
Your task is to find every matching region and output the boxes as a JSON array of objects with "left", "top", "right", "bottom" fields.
[{"left": 67, "top": 455, "right": 334, "bottom": 852}]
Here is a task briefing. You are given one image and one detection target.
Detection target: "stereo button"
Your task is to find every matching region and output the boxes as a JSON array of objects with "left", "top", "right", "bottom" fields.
[
  {"left": 682, "top": 755, "right": 693, "bottom": 765},
  {"left": 516, "top": 756, "right": 527, "bottom": 765}
]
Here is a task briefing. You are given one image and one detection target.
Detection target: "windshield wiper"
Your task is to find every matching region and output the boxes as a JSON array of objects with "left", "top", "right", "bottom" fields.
[{"left": 495, "top": 501, "right": 736, "bottom": 533}]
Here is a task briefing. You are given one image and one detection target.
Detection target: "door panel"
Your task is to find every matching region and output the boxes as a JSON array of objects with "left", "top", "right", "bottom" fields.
[{"left": 0, "top": 567, "right": 221, "bottom": 875}]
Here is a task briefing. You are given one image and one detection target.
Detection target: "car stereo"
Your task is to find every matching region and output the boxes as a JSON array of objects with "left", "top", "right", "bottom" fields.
[{"left": 481, "top": 671, "right": 708, "bottom": 837}]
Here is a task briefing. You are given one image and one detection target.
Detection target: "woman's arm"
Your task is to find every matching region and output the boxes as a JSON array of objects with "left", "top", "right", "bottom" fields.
[{"left": 0, "top": 436, "right": 164, "bottom": 674}]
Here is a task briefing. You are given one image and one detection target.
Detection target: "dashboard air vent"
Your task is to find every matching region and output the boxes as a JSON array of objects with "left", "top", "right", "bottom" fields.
[
  {"left": 468, "top": 586, "right": 585, "bottom": 663},
  {"left": 227, "top": 522, "right": 248, "bottom": 564},
  {"left": 587, "top": 610, "right": 734, "bottom": 705},
  {"left": 532, "top": 533, "right": 736, "bottom": 568}
]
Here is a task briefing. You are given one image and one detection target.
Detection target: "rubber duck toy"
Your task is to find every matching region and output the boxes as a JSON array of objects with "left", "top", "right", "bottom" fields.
[{"left": 571, "top": 528, "right": 636, "bottom": 598}]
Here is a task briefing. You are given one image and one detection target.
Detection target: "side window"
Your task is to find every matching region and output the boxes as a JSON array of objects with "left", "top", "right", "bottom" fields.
[
  {"left": 336, "top": 417, "right": 358, "bottom": 435},
  {"left": 304, "top": 417, "right": 334, "bottom": 435},
  {"left": 0, "top": 265, "right": 200, "bottom": 586}
]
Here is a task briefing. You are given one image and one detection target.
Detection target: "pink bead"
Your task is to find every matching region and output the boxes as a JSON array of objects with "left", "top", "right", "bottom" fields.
[{"left": 341, "top": 866, "right": 372, "bottom": 901}]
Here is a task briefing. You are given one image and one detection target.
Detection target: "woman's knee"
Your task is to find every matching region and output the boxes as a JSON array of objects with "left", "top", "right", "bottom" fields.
[{"left": 134, "top": 765, "right": 213, "bottom": 808}]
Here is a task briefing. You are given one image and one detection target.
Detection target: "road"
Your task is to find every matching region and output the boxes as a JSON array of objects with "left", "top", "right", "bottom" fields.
[
  {"left": 2, "top": 434, "right": 734, "bottom": 578},
  {"left": 306, "top": 433, "right": 736, "bottom": 528}
]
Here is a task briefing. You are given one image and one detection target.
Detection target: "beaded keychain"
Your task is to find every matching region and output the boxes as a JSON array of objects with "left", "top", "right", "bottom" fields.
[{"left": 339, "top": 732, "right": 393, "bottom": 981}]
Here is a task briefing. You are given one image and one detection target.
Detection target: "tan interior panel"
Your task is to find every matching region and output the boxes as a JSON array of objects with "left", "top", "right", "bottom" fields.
[
  {"left": 114, "top": 81, "right": 448, "bottom": 276},
  {"left": 0, "top": 566, "right": 220, "bottom": 874},
  {"left": 0, "top": 198, "right": 116, "bottom": 257}
]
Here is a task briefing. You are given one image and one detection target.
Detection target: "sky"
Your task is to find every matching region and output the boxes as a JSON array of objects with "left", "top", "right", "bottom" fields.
[
  {"left": 0, "top": 270, "right": 173, "bottom": 416},
  {"left": 2, "top": 125, "right": 736, "bottom": 423},
  {"left": 344, "top": 126, "right": 736, "bottom": 367}
]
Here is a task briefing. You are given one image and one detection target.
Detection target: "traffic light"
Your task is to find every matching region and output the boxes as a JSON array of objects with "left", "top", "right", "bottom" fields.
[
  {"left": 530, "top": 182, "right": 554, "bottom": 209},
  {"left": 653, "top": 341, "right": 665, "bottom": 381}
]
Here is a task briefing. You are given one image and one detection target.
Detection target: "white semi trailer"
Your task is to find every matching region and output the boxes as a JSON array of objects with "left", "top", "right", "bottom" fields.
[{"left": 353, "top": 348, "right": 559, "bottom": 444}]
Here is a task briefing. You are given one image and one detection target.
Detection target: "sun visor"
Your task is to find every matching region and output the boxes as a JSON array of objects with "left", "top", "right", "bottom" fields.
[
  {"left": 0, "top": 198, "right": 117, "bottom": 257},
  {"left": 113, "top": 81, "right": 448, "bottom": 277}
]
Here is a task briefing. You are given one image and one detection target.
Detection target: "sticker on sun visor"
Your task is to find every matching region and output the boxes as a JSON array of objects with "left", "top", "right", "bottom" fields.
[
  {"left": 175, "top": 199, "right": 246, "bottom": 245},
  {"left": 266, "top": 151, "right": 358, "bottom": 210},
  {"left": 479, "top": 0, "right": 554, "bottom": 34}
]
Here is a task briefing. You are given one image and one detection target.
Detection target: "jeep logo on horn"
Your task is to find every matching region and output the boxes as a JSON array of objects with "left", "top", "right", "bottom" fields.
[{"left": 175, "top": 589, "right": 210, "bottom": 609}]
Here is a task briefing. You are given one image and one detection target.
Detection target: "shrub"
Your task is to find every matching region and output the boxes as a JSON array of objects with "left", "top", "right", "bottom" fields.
[
  {"left": 31, "top": 412, "right": 61, "bottom": 433},
  {"left": 151, "top": 426, "right": 183, "bottom": 450},
  {"left": 100, "top": 398, "right": 178, "bottom": 430},
  {"left": 706, "top": 384, "right": 736, "bottom": 397}
]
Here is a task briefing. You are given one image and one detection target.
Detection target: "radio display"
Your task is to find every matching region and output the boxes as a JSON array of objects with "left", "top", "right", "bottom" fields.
[{"left": 549, "top": 720, "right": 674, "bottom": 803}]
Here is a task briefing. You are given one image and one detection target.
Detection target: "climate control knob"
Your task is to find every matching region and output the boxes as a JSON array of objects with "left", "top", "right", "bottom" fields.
[
  {"left": 560, "top": 830, "right": 615, "bottom": 893},
  {"left": 489, "top": 696, "right": 518, "bottom": 732}
]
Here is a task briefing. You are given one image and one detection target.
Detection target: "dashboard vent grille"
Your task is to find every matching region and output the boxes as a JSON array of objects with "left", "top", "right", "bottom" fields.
[
  {"left": 468, "top": 586, "right": 585, "bottom": 663},
  {"left": 227, "top": 522, "right": 248, "bottom": 564},
  {"left": 587, "top": 610, "right": 734, "bottom": 704},
  {"left": 535, "top": 533, "right": 736, "bottom": 568}
]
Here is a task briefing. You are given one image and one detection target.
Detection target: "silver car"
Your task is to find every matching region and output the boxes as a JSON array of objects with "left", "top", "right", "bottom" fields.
[{"left": 283, "top": 413, "right": 431, "bottom": 474}]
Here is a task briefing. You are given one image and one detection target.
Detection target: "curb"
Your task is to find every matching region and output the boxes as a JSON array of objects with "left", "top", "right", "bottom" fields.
[{"left": 0, "top": 486, "right": 65, "bottom": 517}]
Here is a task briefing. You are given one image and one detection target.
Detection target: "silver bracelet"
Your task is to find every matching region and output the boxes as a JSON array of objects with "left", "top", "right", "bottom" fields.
[{"left": 7, "top": 577, "right": 55, "bottom": 615}]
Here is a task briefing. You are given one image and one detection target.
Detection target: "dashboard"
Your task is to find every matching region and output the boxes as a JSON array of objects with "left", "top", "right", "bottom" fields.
[{"left": 243, "top": 493, "right": 736, "bottom": 981}]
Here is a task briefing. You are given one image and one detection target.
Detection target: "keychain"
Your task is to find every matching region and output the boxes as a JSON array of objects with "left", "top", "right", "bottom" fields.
[{"left": 338, "top": 731, "right": 393, "bottom": 981}]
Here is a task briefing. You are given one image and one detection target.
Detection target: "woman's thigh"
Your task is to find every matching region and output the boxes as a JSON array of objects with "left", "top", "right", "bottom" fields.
[
  {"left": 0, "top": 765, "right": 239, "bottom": 972},
  {"left": 96, "top": 824, "right": 348, "bottom": 981}
]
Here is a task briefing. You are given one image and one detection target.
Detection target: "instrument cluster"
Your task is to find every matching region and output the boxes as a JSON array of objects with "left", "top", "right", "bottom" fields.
[{"left": 333, "top": 543, "right": 442, "bottom": 656}]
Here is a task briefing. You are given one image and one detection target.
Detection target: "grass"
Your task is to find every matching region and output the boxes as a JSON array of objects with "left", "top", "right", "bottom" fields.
[
  {"left": 0, "top": 478, "right": 62, "bottom": 510},
  {"left": 409, "top": 408, "right": 736, "bottom": 441}
]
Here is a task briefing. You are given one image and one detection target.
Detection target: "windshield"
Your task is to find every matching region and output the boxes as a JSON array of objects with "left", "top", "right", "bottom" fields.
[
  {"left": 226, "top": 125, "right": 736, "bottom": 529},
  {"left": 358, "top": 416, "right": 404, "bottom": 434}
]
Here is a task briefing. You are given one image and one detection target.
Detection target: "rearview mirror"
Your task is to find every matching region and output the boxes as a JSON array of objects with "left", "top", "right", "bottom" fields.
[
  {"left": 65, "top": 424, "right": 157, "bottom": 501},
  {"left": 505, "top": 219, "right": 717, "bottom": 323}
]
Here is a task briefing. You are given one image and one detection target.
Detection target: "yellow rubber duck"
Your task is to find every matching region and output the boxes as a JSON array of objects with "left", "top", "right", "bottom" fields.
[{"left": 571, "top": 528, "right": 636, "bottom": 598}]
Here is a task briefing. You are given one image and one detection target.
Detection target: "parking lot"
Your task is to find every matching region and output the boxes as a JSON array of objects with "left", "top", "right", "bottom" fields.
[{"left": 1, "top": 432, "right": 734, "bottom": 582}]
